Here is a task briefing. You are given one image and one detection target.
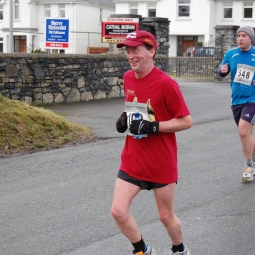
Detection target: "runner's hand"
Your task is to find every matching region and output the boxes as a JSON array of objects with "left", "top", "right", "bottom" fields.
[
  {"left": 221, "top": 63, "right": 228, "bottom": 73},
  {"left": 130, "top": 119, "right": 159, "bottom": 135},
  {"left": 116, "top": 112, "right": 127, "bottom": 133}
]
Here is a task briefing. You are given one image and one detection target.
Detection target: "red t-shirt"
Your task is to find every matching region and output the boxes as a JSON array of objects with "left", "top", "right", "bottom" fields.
[{"left": 120, "top": 66, "right": 190, "bottom": 184}]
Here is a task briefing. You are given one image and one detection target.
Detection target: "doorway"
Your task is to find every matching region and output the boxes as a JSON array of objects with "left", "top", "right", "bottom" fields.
[
  {"left": 14, "top": 36, "right": 27, "bottom": 52},
  {"left": 177, "top": 36, "right": 198, "bottom": 56}
]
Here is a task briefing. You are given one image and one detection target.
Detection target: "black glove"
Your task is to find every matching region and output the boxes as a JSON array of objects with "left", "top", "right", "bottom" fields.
[
  {"left": 116, "top": 112, "right": 128, "bottom": 133},
  {"left": 129, "top": 119, "right": 159, "bottom": 135}
]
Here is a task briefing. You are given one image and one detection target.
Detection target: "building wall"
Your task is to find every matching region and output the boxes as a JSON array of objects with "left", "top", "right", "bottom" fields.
[
  {"left": 159, "top": 0, "right": 215, "bottom": 56},
  {"left": 0, "top": 1, "right": 115, "bottom": 54},
  {"left": 114, "top": 0, "right": 255, "bottom": 56},
  {"left": 29, "top": 3, "right": 39, "bottom": 29},
  {"left": 2, "top": 1, "right": 255, "bottom": 57},
  {"left": 115, "top": 0, "right": 215, "bottom": 56},
  {"left": 214, "top": 1, "right": 255, "bottom": 26},
  {"left": 115, "top": 3, "right": 130, "bottom": 14}
]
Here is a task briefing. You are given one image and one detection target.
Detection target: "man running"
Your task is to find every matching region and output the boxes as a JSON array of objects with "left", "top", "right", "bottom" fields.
[
  {"left": 111, "top": 30, "right": 192, "bottom": 255},
  {"left": 218, "top": 26, "right": 255, "bottom": 182}
]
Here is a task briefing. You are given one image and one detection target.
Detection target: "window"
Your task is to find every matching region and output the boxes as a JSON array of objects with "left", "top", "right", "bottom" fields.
[
  {"left": 14, "top": 0, "right": 19, "bottom": 20},
  {"left": 223, "top": 2, "right": 232, "bottom": 18},
  {"left": 244, "top": 2, "right": 253, "bottom": 18},
  {"left": 0, "top": 5, "right": 3, "bottom": 20},
  {"left": 45, "top": 5, "right": 51, "bottom": 17},
  {"left": 130, "top": 3, "right": 138, "bottom": 15},
  {"left": 148, "top": 3, "right": 156, "bottom": 17},
  {"left": 45, "top": 49, "right": 65, "bottom": 54},
  {"left": 0, "top": 37, "right": 3, "bottom": 53},
  {"left": 178, "top": 0, "right": 190, "bottom": 17},
  {"left": 59, "top": 4, "right": 65, "bottom": 17}
]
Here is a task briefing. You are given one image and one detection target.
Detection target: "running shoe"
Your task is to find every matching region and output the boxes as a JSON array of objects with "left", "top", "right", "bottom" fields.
[
  {"left": 167, "top": 244, "right": 191, "bottom": 255},
  {"left": 133, "top": 244, "right": 156, "bottom": 255},
  {"left": 241, "top": 165, "right": 255, "bottom": 182}
]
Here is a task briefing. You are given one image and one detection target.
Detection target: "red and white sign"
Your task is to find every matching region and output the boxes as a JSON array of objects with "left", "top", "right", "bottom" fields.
[
  {"left": 45, "top": 42, "right": 69, "bottom": 48},
  {"left": 102, "top": 18, "right": 139, "bottom": 43}
]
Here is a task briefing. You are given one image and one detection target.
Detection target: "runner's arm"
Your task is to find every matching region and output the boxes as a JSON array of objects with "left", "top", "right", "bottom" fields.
[{"left": 158, "top": 115, "right": 192, "bottom": 133}]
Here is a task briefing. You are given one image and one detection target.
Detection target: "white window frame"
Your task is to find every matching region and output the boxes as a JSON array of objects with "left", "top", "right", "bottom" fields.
[
  {"left": 130, "top": 3, "right": 138, "bottom": 15},
  {"left": 14, "top": 0, "right": 19, "bottom": 20},
  {"left": 148, "top": 3, "right": 156, "bottom": 17},
  {"left": 243, "top": 2, "right": 253, "bottom": 19},
  {"left": 59, "top": 4, "right": 65, "bottom": 17},
  {"left": 223, "top": 2, "right": 233, "bottom": 19},
  {"left": 178, "top": 0, "right": 191, "bottom": 18},
  {"left": 45, "top": 4, "right": 51, "bottom": 17}
]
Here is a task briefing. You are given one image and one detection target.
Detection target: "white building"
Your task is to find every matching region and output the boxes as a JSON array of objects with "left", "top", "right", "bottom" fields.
[
  {"left": 0, "top": 0, "right": 115, "bottom": 54},
  {"left": 2, "top": 1, "right": 255, "bottom": 56},
  {"left": 114, "top": 0, "right": 255, "bottom": 56}
]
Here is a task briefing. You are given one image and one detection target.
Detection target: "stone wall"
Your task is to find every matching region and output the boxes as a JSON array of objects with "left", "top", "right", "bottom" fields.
[
  {"left": 140, "top": 17, "right": 170, "bottom": 56},
  {"left": 214, "top": 25, "right": 240, "bottom": 83},
  {"left": 0, "top": 53, "right": 168, "bottom": 104}
]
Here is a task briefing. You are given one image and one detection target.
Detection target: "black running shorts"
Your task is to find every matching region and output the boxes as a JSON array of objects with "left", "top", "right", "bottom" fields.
[{"left": 117, "top": 170, "right": 170, "bottom": 190}]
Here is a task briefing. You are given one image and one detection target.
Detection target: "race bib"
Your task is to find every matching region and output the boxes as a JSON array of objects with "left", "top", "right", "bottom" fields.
[
  {"left": 233, "top": 64, "right": 255, "bottom": 86},
  {"left": 125, "top": 101, "right": 148, "bottom": 137}
]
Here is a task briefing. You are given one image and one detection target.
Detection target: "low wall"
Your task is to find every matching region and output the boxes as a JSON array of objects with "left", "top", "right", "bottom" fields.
[{"left": 0, "top": 53, "right": 168, "bottom": 105}]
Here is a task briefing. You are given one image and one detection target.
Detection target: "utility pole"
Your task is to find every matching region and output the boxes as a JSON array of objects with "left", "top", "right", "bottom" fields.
[{"left": 9, "top": 0, "right": 14, "bottom": 53}]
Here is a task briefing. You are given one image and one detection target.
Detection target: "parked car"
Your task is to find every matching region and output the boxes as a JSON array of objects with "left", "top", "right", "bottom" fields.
[{"left": 184, "top": 46, "right": 215, "bottom": 57}]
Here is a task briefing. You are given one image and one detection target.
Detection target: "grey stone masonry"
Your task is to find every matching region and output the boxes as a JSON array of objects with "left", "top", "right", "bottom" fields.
[
  {"left": 0, "top": 53, "right": 168, "bottom": 105},
  {"left": 141, "top": 17, "right": 170, "bottom": 56},
  {"left": 214, "top": 25, "right": 240, "bottom": 82}
]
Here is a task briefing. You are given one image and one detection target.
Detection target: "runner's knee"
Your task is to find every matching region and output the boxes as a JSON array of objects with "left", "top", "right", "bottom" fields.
[
  {"left": 239, "top": 126, "right": 251, "bottom": 138},
  {"left": 159, "top": 211, "right": 178, "bottom": 226},
  {"left": 111, "top": 205, "right": 128, "bottom": 222}
]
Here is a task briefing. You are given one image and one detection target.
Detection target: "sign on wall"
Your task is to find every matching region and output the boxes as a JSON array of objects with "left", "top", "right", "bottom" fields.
[
  {"left": 45, "top": 18, "right": 70, "bottom": 49},
  {"left": 102, "top": 18, "right": 139, "bottom": 43}
]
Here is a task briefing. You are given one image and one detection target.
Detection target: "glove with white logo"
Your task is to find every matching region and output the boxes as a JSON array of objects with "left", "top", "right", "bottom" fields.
[
  {"left": 129, "top": 119, "right": 159, "bottom": 135},
  {"left": 116, "top": 112, "right": 128, "bottom": 133}
]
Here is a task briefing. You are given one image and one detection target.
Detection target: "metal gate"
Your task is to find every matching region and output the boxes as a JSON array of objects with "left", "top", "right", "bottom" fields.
[
  {"left": 170, "top": 56, "right": 215, "bottom": 80},
  {"left": 169, "top": 36, "right": 226, "bottom": 80}
]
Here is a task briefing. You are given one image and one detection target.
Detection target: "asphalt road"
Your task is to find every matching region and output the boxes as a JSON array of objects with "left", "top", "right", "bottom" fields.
[{"left": 1, "top": 82, "right": 255, "bottom": 255}]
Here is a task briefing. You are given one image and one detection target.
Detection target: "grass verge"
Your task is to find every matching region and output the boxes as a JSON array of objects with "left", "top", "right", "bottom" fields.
[{"left": 0, "top": 95, "right": 96, "bottom": 158}]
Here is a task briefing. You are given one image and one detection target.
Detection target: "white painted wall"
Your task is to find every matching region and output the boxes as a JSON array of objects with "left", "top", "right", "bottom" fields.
[{"left": 115, "top": 3, "right": 130, "bottom": 14}]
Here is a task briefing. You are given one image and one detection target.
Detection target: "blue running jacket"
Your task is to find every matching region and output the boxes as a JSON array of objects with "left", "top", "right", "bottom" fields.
[{"left": 218, "top": 46, "right": 255, "bottom": 105}]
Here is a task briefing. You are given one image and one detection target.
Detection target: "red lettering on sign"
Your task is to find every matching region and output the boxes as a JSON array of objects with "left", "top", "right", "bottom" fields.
[{"left": 46, "top": 42, "right": 69, "bottom": 48}]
